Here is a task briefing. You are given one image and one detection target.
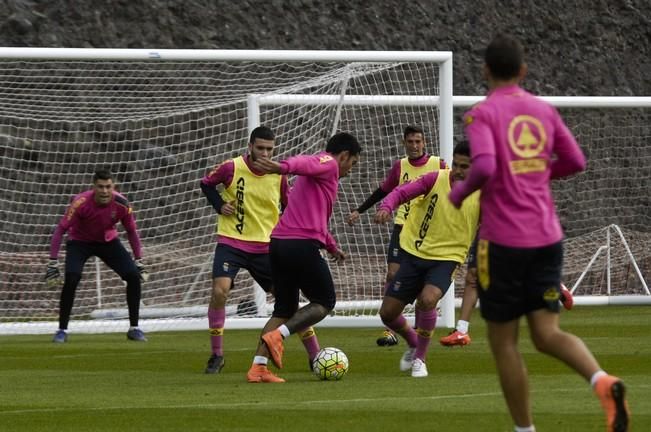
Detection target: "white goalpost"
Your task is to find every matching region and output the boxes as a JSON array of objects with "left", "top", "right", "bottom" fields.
[{"left": 0, "top": 48, "right": 455, "bottom": 335}]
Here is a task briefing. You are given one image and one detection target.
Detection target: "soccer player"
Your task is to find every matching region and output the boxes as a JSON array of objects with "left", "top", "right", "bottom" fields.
[
  {"left": 439, "top": 240, "right": 575, "bottom": 347},
  {"left": 245, "top": 132, "right": 361, "bottom": 383},
  {"left": 448, "top": 34, "right": 629, "bottom": 432},
  {"left": 374, "top": 141, "right": 480, "bottom": 377},
  {"left": 346, "top": 125, "right": 446, "bottom": 346},
  {"left": 45, "top": 169, "right": 148, "bottom": 343},
  {"left": 200, "top": 125, "right": 320, "bottom": 374}
]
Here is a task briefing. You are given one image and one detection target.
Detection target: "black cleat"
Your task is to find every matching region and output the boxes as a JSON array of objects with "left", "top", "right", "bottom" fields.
[
  {"left": 205, "top": 354, "right": 225, "bottom": 374},
  {"left": 376, "top": 330, "right": 399, "bottom": 346}
]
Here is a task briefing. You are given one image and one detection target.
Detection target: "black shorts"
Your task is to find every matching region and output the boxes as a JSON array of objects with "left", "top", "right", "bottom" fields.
[
  {"left": 269, "top": 238, "right": 336, "bottom": 318},
  {"left": 65, "top": 239, "right": 138, "bottom": 279},
  {"left": 387, "top": 224, "right": 404, "bottom": 264},
  {"left": 212, "top": 243, "right": 273, "bottom": 292},
  {"left": 385, "top": 250, "right": 458, "bottom": 304},
  {"left": 476, "top": 239, "right": 563, "bottom": 322},
  {"left": 467, "top": 235, "right": 478, "bottom": 268}
]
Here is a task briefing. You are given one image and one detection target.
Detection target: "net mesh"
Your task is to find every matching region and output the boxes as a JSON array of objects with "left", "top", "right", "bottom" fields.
[{"left": 0, "top": 58, "right": 445, "bottom": 332}]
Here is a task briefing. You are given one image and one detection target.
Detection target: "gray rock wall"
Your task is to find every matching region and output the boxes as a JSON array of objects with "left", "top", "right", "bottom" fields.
[{"left": 1, "top": 0, "right": 649, "bottom": 96}]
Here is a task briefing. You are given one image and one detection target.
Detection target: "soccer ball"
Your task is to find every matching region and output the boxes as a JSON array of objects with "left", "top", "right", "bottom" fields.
[{"left": 312, "top": 347, "right": 349, "bottom": 381}]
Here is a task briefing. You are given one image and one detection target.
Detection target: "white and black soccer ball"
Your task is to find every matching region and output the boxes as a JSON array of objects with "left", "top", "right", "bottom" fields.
[{"left": 312, "top": 347, "right": 349, "bottom": 381}]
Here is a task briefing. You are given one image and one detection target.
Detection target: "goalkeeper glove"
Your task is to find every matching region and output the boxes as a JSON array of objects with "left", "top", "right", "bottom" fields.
[
  {"left": 45, "top": 260, "right": 62, "bottom": 288},
  {"left": 135, "top": 259, "right": 149, "bottom": 282}
]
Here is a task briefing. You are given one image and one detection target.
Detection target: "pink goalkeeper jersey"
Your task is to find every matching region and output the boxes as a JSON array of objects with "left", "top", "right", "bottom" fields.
[
  {"left": 49, "top": 189, "right": 143, "bottom": 259},
  {"left": 271, "top": 152, "right": 340, "bottom": 253},
  {"left": 464, "top": 84, "right": 586, "bottom": 247}
]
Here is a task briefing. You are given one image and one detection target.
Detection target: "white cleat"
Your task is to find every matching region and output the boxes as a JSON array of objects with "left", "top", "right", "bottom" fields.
[
  {"left": 400, "top": 348, "right": 415, "bottom": 372},
  {"left": 411, "top": 358, "right": 428, "bottom": 378}
]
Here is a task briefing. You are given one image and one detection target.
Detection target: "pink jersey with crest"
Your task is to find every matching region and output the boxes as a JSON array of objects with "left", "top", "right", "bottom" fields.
[{"left": 464, "top": 84, "right": 585, "bottom": 247}]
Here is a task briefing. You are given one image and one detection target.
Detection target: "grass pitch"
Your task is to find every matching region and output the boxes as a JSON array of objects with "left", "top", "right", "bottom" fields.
[{"left": 1, "top": 306, "right": 649, "bottom": 431}]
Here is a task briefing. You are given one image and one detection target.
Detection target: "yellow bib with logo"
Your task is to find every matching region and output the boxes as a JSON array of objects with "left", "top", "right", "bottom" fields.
[
  {"left": 394, "top": 156, "right": 441, "bottom": 225},
  {"left": 216, "top": 156, "right": 281, "bottom": 243},
  {"left": 399, "top": 170, "right": 480, "bottom": 262}
]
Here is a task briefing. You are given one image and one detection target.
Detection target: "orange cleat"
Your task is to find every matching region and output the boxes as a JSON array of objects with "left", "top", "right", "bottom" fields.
[
  {"left": 439, "top": 330, "right": 471, "bottom": 347},
  {"left": 261, "top": 329, "right": 284, "bottom": 369},
  {"left": 560, "top": 283, "right": 574, "bottom": 310},
  {"left": 594, "top": 374, "right": 630, "bottom": 432},
  {"left": 246, "top": 364, "right": 285, "bottom": 383}
]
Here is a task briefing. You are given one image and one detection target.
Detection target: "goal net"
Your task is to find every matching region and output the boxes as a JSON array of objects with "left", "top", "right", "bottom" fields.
[
  {"left": 0, "top": 48, "right": 454, "bottom": 335},
  {"left": 553, "top": 104, "right": 651, "bottom": 300}
]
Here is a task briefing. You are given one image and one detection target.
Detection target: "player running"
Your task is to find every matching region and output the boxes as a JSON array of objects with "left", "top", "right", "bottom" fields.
[
  {"left": 346, "top": 125, "right": 446, "bottom": 346},
  {"left": 449, "top": 34, "right": 629, "bottom": 431},
  {"left": 374, "top": 141, "right": 479, "bottom": 377}
]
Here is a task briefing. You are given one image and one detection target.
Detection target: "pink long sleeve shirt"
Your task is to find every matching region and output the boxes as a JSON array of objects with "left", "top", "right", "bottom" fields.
[
  {"left": 450, "top": 84, "right": 586, "bottom": 247},
  {"left": 49, "top": 190, "right": 143, "bottom": 259},
  {"left": 270, "top": 152, "right": 340, "bottom": 253}
]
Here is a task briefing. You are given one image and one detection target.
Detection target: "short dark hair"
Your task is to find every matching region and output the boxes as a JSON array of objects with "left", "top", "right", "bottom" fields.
[
  {"left": 93, "top": 169, "right": 113, "bottom": 182},
  {"left": 403, "top": 125, "right": 424, "bottom": 140},
  {"left": 453, "top": 140, "right": 470, "bottom": 157},
  {"left": 485, "top": 34, "right": 524, "bottom": 80},
  {"left": 249, "top": 125, "right": 275, "bottom": 143},
  {"left": 325, "top": 132, "right": 362, "bottom": 156}
]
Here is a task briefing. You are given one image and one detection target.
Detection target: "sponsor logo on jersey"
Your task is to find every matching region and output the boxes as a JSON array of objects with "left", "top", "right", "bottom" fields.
[
  {"left": 401, "top": 172, "right": 411, "bottom": 218},
  {"left": 235, "top": 176, "right": 245, "bottom": 234},
  {"left": 66, "top": 196, "right": 87, "bottom": 220},
  {"left": 319, "top": 155, "right": 333, "bottom": 164},
  {"left": 414, "top": 193, "right": 439, "bottom": 250}
]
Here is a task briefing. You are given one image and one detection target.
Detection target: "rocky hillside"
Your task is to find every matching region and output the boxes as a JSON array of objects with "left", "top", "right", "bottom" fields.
[{"left": 1, "top": 0, "right": 649, "bottom": 96}]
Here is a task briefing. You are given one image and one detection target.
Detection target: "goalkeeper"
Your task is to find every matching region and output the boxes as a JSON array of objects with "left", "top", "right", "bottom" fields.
[
  {"left": 46, "top": 169, "right": 148, "bottom": 343},
  {"left": 346, "top": 125, "right": 446, "bottom": 347}
]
